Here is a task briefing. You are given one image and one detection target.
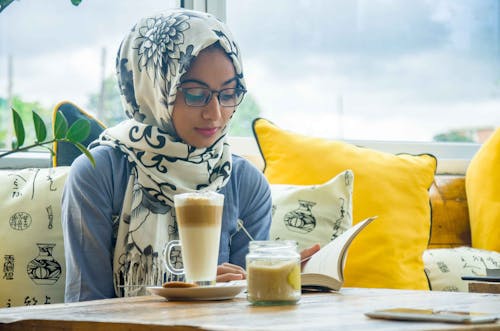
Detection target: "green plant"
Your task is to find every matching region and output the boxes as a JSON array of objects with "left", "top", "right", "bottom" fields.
[{"left": 0, "top": 108, "right": 95, "bottom": 167}]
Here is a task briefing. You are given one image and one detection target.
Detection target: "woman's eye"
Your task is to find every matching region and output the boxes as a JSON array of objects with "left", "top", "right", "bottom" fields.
[
  {"left": 184, "top": 88, "right": 208, "bottom": 103},
  {"left": 220, "top": 92, "right": 236, "bottom": 101},
  {"left": 187, "top": 88, "right": 206, "bottom": 96},
  {"left": 187, "top": 93, "right": 205, "bottom": 101}
]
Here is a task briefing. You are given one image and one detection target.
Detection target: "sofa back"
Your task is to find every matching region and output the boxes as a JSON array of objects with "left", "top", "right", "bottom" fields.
[
  {"left": 240, "top": 153, "right": 472, "bottom": 250},
  {"left": 0, "top": 139, "right": 475, "bottom": 308}
]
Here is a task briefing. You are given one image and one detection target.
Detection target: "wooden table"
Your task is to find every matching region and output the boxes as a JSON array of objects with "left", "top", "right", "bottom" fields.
[
  {"left": 0, "top": 288, "right": 499, "bottom": 331},
  {"left": 469, "top": 281, "right": 500, "bottom": 294}
]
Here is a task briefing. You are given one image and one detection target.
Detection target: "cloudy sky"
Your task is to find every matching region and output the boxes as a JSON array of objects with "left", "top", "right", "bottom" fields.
[{"left": 1, "top": 0, "right": 499, "bottom": 141}]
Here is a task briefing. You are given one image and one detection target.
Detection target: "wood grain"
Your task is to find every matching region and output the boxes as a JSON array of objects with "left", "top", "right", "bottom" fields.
[
  {"left": 469, "top": 282, "right": 500, "bottom": 294},
  {"left": 429, "top": 175, "right": 471, "bottom": 248},
  {"left": 0, "top": 288, "right": 498, "bottom": 331}
]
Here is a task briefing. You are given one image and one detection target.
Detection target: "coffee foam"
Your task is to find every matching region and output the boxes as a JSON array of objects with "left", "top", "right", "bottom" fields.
[{"left": 174, "top": 192, "right": 224, "bottom": 207}]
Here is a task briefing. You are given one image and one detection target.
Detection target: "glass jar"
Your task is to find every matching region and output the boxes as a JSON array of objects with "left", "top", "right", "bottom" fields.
[{"left": 246, "top": 240, "right": 301, "bottom": 305}]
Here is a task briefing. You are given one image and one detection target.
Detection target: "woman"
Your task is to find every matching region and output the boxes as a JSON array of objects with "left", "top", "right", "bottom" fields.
[{"left": 62, "top": 8, "right": 318, "bottom": 302}]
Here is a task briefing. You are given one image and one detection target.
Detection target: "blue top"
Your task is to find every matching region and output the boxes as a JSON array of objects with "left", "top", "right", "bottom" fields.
[{"left": 61, "top": 145, "right": 272, "bottom": 302}]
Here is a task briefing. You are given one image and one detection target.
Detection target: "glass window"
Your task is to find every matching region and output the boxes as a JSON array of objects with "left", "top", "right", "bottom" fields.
[
  {"left": 226, "top": 0, "right": 499, "bottom": 142},
  {"left": 0, "top": 0, "right": 178, "bottom": 149}
]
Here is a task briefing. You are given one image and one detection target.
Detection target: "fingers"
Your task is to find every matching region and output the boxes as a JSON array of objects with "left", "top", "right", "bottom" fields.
[
  {"left": 300, "top": 243, "right": 321, "bottom": 260},
  {"left": 217, "top": 262, "right": 246, "bottom": 275},
  {"left": 300, "top": 243, "right": 321, "bottom": 269},
  {"left": 216, "top": 262, "right": 247, "bottom": 282},
  {"left": 216, "top": 273, "right": 244, "bottom": 282}
]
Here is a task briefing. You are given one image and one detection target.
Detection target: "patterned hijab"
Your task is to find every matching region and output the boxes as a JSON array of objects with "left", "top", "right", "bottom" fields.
[{"left": 94, "top": 9, "right": 245, "bottom": 296}]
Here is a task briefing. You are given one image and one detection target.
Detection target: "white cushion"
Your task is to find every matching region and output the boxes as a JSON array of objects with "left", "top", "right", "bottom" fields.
[
  {"left": 0, "top": 167, "right": 69, "bottom": 307},
  {"left": 269, "top": 170, "right": 353, "bottom": 251},
  {"left": 423, "top": 246, "right": 500, "bottom": 292}
]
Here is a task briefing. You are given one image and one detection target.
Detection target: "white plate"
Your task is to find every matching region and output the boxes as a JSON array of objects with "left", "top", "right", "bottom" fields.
[{"left": 147, "top": 281, "right": 246, "bottom": 301}]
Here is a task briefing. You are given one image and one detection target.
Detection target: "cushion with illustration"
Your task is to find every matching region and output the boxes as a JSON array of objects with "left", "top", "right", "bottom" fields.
[
  {"left": 270, "top": 170, "right": 353, "bottom": 252},
  {"left": 0, "top": 167, "right": 69, "bottom": 307},
  {"left": 423, "top": 247, "right": 500, "bottom": 292}
]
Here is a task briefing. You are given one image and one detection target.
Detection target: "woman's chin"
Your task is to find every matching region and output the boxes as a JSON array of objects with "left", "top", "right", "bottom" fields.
[{"left": 185, "top": 132, "right": 224, "bottom": 149}]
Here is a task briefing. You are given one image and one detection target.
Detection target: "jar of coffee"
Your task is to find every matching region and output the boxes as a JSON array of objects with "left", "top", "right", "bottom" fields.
[{"left": 246, "top": 240, "right": 301, "bottom": 305}]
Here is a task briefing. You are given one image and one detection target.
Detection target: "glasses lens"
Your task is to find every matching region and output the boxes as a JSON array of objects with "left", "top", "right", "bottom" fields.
[
  {"left": 183, "top": 88, "right": 210, "bottom": 106},
  {"left": 219, "top": 88, "right": 246, "bottom": 107}
]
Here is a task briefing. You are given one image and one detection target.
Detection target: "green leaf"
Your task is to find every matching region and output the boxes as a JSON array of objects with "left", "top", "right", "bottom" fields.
[
  {"left": 32, "top": 110, "right": 47, "bottom": 142},
  {"left": 71, "top": 0, "right": 82, "bottom": 5},
  {"left": 11, "top": 138, "right": 18, "bottom": 150},
  {"left": 39, "top": 145, "right": 56, "bottom": 156},
  {"left": 74, "top": 142, "right": 96, "bottom": 167},
  {"left": 66, "top": 118, "right": 91, "bottom": 142},
  {"left": 11, "top": 108, "right": 25, "bottom": 147},
  {"left": 54, "top": 111, "right": 69, "bottom": 139}
]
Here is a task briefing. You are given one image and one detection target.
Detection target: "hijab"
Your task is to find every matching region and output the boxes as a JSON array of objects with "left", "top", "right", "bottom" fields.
[{"left": 94, "top": 8, "right": 245, "bottom": 296}]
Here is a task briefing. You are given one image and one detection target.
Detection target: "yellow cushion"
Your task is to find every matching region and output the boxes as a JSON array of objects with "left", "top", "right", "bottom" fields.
[
  {"left": 466, "top": 128, "right": 500, "bottom": 251},
  {"left": 253, "top": 118, "right": 437, "bottom": 290}
]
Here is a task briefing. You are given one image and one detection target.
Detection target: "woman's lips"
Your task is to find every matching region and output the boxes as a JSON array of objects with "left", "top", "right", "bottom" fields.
[{"left": 196, "top": 127, "right": 219, "bottom": 137}]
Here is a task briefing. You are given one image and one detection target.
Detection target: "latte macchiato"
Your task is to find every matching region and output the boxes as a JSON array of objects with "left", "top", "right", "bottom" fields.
[{"left": 164, "top": 192, "right": 224, "bottom": 286}]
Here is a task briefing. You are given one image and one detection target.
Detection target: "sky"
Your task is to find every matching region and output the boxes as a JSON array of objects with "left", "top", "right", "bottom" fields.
[{"left": 1, "top": 0, "right": 499, "bottom": 141}]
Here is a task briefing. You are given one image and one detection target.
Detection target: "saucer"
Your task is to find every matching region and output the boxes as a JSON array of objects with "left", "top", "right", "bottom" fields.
[{"left": 147, "top": 281, "right": 246, "bottom": 301}]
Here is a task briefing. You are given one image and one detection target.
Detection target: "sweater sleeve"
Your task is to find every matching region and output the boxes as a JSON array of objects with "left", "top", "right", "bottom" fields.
[
  {"left": 61, "top": 146, "right": 129, "bottom": 302},
  {"left": 228, "top": 156, "right": 272, "bottom": 267}
]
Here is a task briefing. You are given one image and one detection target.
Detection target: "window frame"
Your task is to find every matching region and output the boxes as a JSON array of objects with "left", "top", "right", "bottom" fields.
[{"left": 181, "top": 0, "right": 226, "bottom": 21}]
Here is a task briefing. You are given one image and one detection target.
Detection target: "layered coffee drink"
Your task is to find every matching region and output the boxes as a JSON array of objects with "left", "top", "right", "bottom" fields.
[{"left": 165, "top": 192, "right": 224, "bottom": 286}]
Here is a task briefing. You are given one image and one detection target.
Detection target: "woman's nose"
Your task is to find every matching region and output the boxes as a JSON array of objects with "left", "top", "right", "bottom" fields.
[{"left": 202, "top": 93, "right": 222, "bottom": 120}]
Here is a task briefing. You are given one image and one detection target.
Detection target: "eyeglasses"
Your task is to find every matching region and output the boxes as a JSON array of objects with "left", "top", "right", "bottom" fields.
[{"left": 179, "top": 87, "right": 247, "bottom": 107}]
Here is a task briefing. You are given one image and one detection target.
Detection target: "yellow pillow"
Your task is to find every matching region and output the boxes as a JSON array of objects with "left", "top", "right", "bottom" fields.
[
  {"left": 253, "top": 118, "right": 437, "bottom": 290},
  {"left": 466, "top": 128, "right": 500, "bottom": 251}
]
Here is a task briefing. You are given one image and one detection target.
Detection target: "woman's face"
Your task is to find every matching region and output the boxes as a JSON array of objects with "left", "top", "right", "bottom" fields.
[{"left": 172, "top": 47, "right": 237, "bottom": 148}]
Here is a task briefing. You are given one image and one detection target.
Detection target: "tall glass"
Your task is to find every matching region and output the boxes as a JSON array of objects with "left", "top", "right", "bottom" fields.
[{"left": 164, "top": 192, "right": 224, "bottom": 286}]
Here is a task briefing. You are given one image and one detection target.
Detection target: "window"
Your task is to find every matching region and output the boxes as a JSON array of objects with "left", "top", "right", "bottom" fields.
[
  {"left": 226, "top": 1, "right": 499, "bottom": 144},
  {"left": 0, "top": 1, "right": 492, "bottom": 172}
]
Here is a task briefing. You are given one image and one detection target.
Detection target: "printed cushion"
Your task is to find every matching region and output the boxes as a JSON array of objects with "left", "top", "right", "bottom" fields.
[
  {"left": 466, "top": 127, "right": 500, "bottom": 251},
  {"left": 423, "top": 247, "right": 500, "bottom": 292},
  {"left": 0, "top": 167, "right": 70, "bottom": 307},
  {"left": 269, "top": 170, "right": 353, "bottom": 252},
  {"left": 253, "top": 118, "right": 437, "bottom": 290},
  {"left": 52, "top": 101, "right": 106, "bottom": 167}
]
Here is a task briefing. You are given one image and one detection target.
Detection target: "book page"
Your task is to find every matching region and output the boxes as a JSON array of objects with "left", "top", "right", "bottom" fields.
[{"left": 302, "top": 217, "right": 377, "bottom": 283}]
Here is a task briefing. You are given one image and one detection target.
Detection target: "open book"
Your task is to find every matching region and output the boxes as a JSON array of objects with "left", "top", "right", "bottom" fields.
[{"left": 301, "top": 216, "right": 377, "bottom": 291}]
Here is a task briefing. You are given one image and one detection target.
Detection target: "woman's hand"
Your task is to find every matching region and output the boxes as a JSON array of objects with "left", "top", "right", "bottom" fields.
[
  {"left": 300, "top": 243, "right": 321, "bottom": 270},
  {"left": 215, "top": 244, "right": 321, "bottom": 282},
  {"left": 216, "top": 262, "right": 247, "bottom": 282}
]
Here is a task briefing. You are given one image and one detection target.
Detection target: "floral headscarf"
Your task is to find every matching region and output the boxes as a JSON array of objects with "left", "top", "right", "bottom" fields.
[{"left": 94, "top": 8, "right": 245, "bottom": 296}]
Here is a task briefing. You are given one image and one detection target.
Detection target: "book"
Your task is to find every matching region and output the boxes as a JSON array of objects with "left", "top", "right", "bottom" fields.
[{"left": 301, "top": 216, "right": 377, "bottom": 291}]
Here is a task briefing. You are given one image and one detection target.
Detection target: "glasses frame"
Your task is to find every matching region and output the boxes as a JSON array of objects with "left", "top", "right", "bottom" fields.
[{"left": 178, "top": 86, "right": 247, "bottom": 107}]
